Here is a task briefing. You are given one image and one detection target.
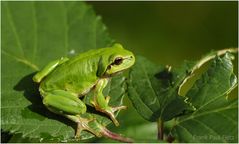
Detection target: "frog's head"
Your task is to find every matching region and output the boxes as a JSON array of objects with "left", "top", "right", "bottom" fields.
[{"left": 98, "top": 43, "right": 135, "bottom": 77}]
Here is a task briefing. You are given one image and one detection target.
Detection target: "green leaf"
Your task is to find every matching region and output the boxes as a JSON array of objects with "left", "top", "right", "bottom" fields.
[
  {"left": 171, "top": 53, "right": 238, "bottom": 142},
  {"left": 178, "top": 48, "right": 238, "bottom": 97},
  {"left": 1, "top": 1, "right": 126, "bottom": 142},
  {"left": 127, "top": 56, "right": 193, "bottom": 122}
]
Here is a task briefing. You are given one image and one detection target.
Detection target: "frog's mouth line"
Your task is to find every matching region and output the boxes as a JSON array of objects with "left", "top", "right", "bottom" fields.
[{"left": 102, "top": 70, "right": 124, "bottom": 78}]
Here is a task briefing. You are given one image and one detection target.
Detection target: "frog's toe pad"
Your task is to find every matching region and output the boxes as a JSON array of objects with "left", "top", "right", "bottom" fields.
[
  {"left": 112, "top": 105, "right": 127, "bottom": 112},
  {"left": 75, "top": 117, "right": 101, "bottom": 138},
  {"left": 104, "top": 105, "right": 127, "bottom": 126}
]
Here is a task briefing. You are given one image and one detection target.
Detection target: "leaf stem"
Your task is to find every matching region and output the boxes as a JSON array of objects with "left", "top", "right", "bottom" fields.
[
  {"left": 157, "top": 118, "right": 164, "bottom": 140},
  {"left": 166, "top": 134, "right": 175, "bottom": 143},
  {"left": 100, "top": 127, "right": 134, "bottom": 143}
]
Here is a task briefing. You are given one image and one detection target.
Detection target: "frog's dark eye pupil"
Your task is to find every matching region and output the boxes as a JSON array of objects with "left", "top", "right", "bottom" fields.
[{"left": 114, "top": 57, "right": 123, "bottom": 65}]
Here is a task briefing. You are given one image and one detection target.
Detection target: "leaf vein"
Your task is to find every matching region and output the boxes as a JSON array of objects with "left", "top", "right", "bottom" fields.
[
  {"left": 23, "top": 125, "right": 40, "bottom": 137},
  {"left": 179, "top": 106, "right": 237, "bottom": 124},
  {"left": 176, "top": 124, "right": 198, "bottom": 142},
  {"left": 131, "top": 85, "right": 154, "bottom": 114},
  {"left": 32, "top": 2, "right": 38, "bottom": 63},
  {"left": 192, "top": 119, "right": 227, "bottom": 142},
  {"left": 2, "top": 50, "right": 39, "bottom": 70},
  {"left": 214, "top": 111, "right": 237, "bottom": 126},
  {"left": 141, "top": 65, "right": 160, "bottom": 107}
]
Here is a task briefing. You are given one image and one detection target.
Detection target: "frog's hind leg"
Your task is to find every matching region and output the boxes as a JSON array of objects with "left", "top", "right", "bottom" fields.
[
  {"left": 33, "top": 57, "right": 69, "bottom": 83},
  {"left": 42, "top": 90, "right": 100, "bottom": 138}
]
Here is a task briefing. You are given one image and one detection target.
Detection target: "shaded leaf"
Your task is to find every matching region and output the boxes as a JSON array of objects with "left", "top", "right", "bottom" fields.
[
  {"left": 127, "top": 56, "right": 193, "bottom": 122},
  {"left": 171, "top": 53, "right": 238, "bottom": 142}
]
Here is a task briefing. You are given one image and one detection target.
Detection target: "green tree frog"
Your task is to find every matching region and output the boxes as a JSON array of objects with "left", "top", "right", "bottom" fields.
[{"left": 33, "top": 43, "right": 135, "bottom": 138}]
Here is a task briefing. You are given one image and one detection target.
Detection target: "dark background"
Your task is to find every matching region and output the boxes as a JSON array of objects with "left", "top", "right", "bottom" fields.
[{"left": 89, "top": 1, "right": 237, "bottom": 65}]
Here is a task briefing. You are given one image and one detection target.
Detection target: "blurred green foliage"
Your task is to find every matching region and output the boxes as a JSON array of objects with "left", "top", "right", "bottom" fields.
[{"left": 89, "top": 1, "right": 237, "bottom": 65}]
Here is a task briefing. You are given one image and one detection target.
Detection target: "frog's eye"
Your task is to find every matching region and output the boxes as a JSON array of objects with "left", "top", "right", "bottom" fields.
[{"left": 113, "top": 57, "right": 123, "bottom": 65}]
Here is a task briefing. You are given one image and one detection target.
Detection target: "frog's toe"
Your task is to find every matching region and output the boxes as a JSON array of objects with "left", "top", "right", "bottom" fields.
[
  {"left": 112, "top": 105, "right": 127, "bottom": 112},
  {"left": 104, "top": 105, "right": 127, "bottom": 126},
  {"left": 91, "top": 97, "right": 126, "bottom": 126},
  {"left": 74, "top": 116, "right": 101, "bottom": 138},
  {"left": 90, "top": 100, "right": 96, "bottom": 107},
  {"left": 104, "top": 109, "right": 119, "bottom": 126}
]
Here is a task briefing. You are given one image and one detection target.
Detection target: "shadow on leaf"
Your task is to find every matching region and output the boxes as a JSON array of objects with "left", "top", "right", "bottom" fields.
[
  {"left": 14, "top": 73, "right": 76, "bottom": 133},
  {"left": 154, "top": 67, "right": 173, "bottom": 88}
]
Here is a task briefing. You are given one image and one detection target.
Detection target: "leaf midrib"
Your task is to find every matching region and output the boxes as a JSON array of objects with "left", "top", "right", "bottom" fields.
[
  {"left": 6, "top": 2, "right": 25, "bottom": 58},
  {"left": 177, "top": 106, "right": 237, "bottom": 124},
  {"left": 4, "top": 2, "right": 39, "bottom": 71},
  {"left": 191, "top": 119, "right": 227, "bottom": 142},
  {"left": 2, "top": 50, "right": 39, "bottom": 71}
]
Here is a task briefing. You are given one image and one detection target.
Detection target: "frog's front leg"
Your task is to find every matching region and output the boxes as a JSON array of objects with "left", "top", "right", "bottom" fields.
[
  {"left": 91, "top": 78, "right": 127, "bottom": 126},
  {"left": 33, "top": 57, "right": 69, "bottom": 83},
  {"left": 42, "top": 90, "right": 101, "bottom": 138}
]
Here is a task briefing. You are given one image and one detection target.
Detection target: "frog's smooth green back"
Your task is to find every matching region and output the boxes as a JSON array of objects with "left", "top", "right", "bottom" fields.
[{"left": 39, "top": 45, "right": 132, "bottom": 95}]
